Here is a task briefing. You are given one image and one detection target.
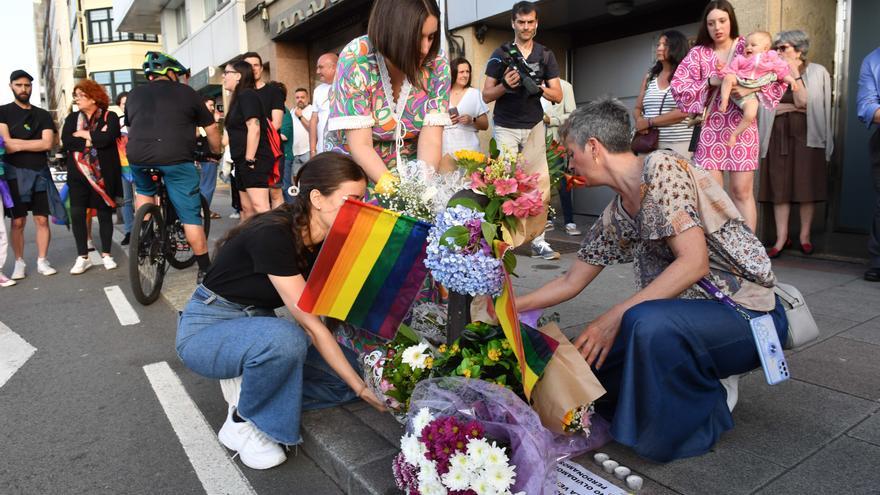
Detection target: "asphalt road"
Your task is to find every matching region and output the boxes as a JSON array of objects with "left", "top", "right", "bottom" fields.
[{"left": 0, "top": 193, "right": 343, "bottom": 495}]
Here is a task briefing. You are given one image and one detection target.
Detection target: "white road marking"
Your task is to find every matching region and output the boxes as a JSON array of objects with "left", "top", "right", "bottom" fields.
[
  {"left": 103, "top": 285, "right": 140, "bottom": 326},
  {"left": 143, "top": 362, "right": 256, "bottom": 495},
  {"left": 0, "top": 321, "right": 37, "bottom": 388}
]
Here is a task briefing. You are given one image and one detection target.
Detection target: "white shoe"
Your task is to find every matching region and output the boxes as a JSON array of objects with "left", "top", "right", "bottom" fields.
[
  {"left": 0, "top": 274, "right": 15, "bottom": 287},
  {"left": 87, "top": 239, "right": 95, "bottom": 251},
  {"left": 530, "top": 241, "right": 560, "bottom": 260},
  {"left": 102, "top": 255, "right": 118, "bottom": 270},
  {"left": 544, "top": 220, "right": 555, "bottom": 231},
  {"left": 218, "top": 408, "right": 287, "bottom": 470},
  {"left": 12, "top": 259, "right": 26, "bottom": 280},
  {"left": 37, "top": 258, "right": 57, "bottom": 276},
  {"left": 229, "top": 212, "right": 241, "bottom": 219},
  {"left": 70, "top": 256, "right": 92, "bottom": 275},
  {"left": 565, "top": 223, "right": 582, "bottom": 236}
]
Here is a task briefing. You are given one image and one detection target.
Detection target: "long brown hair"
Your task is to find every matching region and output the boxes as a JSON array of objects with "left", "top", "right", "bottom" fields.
[
  {"left": 214, "top": 152, "right": 367, "bottom": 273},
  {"left": 695, "top": 0, "right": 739, "bottom": 47},
  {"left": 367, "top": 0, "right": 441, "bottom": 92},
  {"left": 228, "top": 60, "right": 257, "bottom": 110}
]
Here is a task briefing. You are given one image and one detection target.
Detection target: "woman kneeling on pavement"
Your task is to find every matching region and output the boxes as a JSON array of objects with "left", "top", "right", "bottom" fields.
[
  {"left": 516, "top": 98, "right": 788, "bottom": 462},
  {"left": 176, "top": 152, "right": 386, "bottom": 470}
]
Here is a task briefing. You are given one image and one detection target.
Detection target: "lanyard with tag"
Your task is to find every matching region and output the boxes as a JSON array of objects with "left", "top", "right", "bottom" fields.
[{"left": 697, "top": 278, "right": 790, "bottom": 385}]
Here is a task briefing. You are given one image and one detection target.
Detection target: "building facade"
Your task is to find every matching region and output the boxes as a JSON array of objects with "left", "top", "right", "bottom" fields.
[{"left": 36, "top": 0, "right": 76, "bottom": 130}]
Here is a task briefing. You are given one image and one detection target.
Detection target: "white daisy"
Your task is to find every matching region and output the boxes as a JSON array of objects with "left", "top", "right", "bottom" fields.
[
  {"left": 400, "top": 434, "right": 424, "bottom": 466},
  {"left": 466, "top": 437, "right": 491, "bottom": 468},
  {"left": 470, "top": 474, "right": 499, "bottom": 495},
  {"left": 448, "top": 452, "right": 470, "bottom": 471},
  {"left": 411, "top": 407, "right": 434, "bottom": 435},
  {"left": 483, "top": 463, "right": 516, "bottom": 491},
  {"left": 419, "top": 479, "right": 448, "bottom": 495},
  {"left": 483, "top": 442, "right": 510, "bottom": 467},
  {"left": 441, "top": 464, "right": 472, "bottom": 491},
  {"left": 401, "top": 343, "right": 430, "bottom": 369}
]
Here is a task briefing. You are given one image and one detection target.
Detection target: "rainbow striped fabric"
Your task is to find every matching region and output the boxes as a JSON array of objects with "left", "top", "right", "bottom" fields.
[
  {"left": 298, "top": 199, "right": 431, "bottom": 340},
  {"left": 493, "top": 240, "right": 559, "bottom": 400}
]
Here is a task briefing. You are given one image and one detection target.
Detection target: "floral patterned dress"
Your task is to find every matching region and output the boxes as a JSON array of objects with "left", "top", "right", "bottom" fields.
[
  {"left": 671, "top": 37, "right": 787, "bottom": 172},
  {"left": 326, "top": 35, "right": 452, "bottom": 169}
]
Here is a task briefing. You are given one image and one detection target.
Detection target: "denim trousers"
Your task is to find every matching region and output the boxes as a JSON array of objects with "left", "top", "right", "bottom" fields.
[
  {"left": 594, "top": 296, "right": 788, "bottom": 462},
  {"left": 198, "top": 161, "right": 219, "bottom": 209},
  {"left": 868, "top": 129, "right": 880, "bottom": 268},
  {"left": 121, "top": 175, "right": 134, "bottom": 234},
  {"left": 176, "top": 285, "right": 359, "bottom": 445},
  {"left": 282, "top": 153, "right": 309, "bottom": 203}
]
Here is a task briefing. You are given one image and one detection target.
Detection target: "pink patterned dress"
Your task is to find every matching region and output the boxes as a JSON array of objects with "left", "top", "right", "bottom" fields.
[{"left": 671, "top": 37, "right": 787, "bottom": 171}]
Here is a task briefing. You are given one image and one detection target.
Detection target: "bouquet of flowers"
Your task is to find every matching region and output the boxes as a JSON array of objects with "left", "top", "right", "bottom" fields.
[
  {"left": 374, "top": 160, "right": 467, "bottom": 223},
  {"left": 432, "top": 322, "right": 523, "bottom": 399},
  {"left": 562, "top": 403, "right": 596, "bottom": 436},
  {"left": 546, "top": 135, "right": 567, "bottom": 190},
  {"left": 393, "top": 406, "right": 521, "bottom": 495},
  {"left": 362, "top": 325, "right": 435, "bottom": 418},
  {"left": 424, "top": 205, "right": 506, "bottom": 297},
  {"left": 453, "top": 148, "right": 543, "bottom": 235}
]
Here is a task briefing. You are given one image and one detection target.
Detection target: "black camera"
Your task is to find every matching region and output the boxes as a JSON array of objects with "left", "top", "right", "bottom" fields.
[{"left": 499, "top": 43, "right": 544, "bottom": 97}]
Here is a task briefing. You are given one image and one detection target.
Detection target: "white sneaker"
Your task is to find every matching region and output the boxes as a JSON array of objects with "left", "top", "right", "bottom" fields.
[
  {"left": 530, "top": 241, "right": 560, "bottom": 260},
  {"left": 12, "top": 259, "right": 26, "bottom": 280},
  {"left": 544, "top": 220, "right": 555, "bottom": 231},
  {"left": 229, "top": 212, "right": 241, "bottom": 219},
  {"left": 87, "top": 239, "right": 95, "bottom": 251},
  {"left": 37, "top": 258, "right": 57, "bottom": 276},
  {"left": 102, "top": 255, "right": 118, "bottom": 270},
  {"left": 0, "top": 274, "right": 15, "bottom": 287},
  {"left": 70, "top": 256, "right": 92, "bottom": 275},
  {"left": 218, "top": 408, "right": 287, "bottom": 470},
  {"left": 565, "top": 223, "right": 582, "bottom": 236}
]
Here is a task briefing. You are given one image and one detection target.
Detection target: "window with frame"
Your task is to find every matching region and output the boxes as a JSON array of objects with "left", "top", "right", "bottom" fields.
[
  {"left": 203, "top": 0, "right": 230, "bottom": 19},
  {"left": 91, "top": 70, "right": 147, "bottom": 101},
  {"left": 175, "top": 6, "right": 189, "bottom": 43},
  {"left": 85, "top": 8, "right": 159, "bottom": 44}
]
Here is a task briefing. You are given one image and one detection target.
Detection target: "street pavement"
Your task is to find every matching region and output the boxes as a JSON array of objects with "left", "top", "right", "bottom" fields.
[{"left": 2, "top": 187, "right": 879, "bottom": 494}]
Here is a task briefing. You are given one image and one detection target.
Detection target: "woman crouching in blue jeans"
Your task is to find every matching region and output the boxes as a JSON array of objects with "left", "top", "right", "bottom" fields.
[{"left": 176, "top": 152, "right": 386, "bottom": 470}]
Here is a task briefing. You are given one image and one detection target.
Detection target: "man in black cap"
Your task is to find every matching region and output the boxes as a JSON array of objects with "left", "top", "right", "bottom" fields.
[{"left": 0, "top": 70, "right": 58, "bottom": 279}]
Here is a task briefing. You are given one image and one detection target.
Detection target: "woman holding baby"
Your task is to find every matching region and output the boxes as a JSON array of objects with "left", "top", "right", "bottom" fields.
[
  {"left": 757, "top": 30, "right": 834, "bottom": 257},
  {"left": 671, "top": 0, "right": 787, "bottom": 231}
]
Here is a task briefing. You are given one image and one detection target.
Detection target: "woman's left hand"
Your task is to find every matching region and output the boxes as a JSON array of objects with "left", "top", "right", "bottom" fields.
[
  {"left": 634, "top": 117, "right": 651, "bottom": 132},
  {"left": 457, "top": 114, "right": 473, "bottom": 126},
  {"left": 573, "top": 305, "right": 625, "bottom": 369}
]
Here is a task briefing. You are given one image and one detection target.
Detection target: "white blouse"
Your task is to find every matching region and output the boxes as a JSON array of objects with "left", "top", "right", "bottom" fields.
[{"left": 443, "top": 87, "right": 489, "bottom": 155}]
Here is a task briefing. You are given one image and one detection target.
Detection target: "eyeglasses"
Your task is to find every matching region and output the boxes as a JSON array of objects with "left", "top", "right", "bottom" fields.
[
  {"left": 73, "top": 93, "right": 88, "bottom": 99},
  {"left": 222, "top": 70, "right": 238, "bottom": 76}
]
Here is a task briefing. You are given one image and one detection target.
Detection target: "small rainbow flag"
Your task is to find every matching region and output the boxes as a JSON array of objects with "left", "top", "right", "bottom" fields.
[
  {"left": 493, "top": 240, "right": 559, "bottom": 400},
  {"left": 298, "top": 199, "right": 431, "bottom": 340}
]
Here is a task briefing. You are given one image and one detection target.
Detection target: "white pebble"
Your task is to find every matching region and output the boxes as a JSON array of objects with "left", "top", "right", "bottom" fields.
[
  {"left": 626, "top": 474, "right": 644, "bottom": 491},
  {"left": 602, "top": 459, "right": 619, "bottom": 473},
  {"left": 614, "top": 466, "right": 631, "bottom": 480},
  {"left": 593, "top": 452, "right": 610, "bottom": 465}
]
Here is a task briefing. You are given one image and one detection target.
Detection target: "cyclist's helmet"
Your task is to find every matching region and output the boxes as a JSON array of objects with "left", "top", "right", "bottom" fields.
[{"left": 142, "top": 51, "right": 189, "bottom": 77}]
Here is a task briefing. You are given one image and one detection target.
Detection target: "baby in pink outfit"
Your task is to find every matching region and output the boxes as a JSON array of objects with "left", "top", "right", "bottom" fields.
[{"left": 719, "top": 31, "right": 798, "bottom": 146}]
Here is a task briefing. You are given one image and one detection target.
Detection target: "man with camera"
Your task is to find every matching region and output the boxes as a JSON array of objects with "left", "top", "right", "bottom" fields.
[{"left": 483, "top": 1, "right": 563, "bottom": 260}]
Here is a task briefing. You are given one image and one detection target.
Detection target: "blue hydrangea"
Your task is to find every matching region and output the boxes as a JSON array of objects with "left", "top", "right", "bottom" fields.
[{"left": 424, "top": 206, "right": 504, "bottom": 297}]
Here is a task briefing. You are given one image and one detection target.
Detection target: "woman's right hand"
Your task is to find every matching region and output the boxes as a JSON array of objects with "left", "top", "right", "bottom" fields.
[
  {"left": 634, "top": 116, "right": 651, "bottom": 132},
  {"left": 359, "top": 387, "right": 387, "bottom": 412}
]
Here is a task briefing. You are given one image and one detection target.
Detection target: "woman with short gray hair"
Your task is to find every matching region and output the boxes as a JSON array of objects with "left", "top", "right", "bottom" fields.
[
  {"left": 758, "top": 30, "right": 833, "bottom": 257},
  {"left": 517, "top": 98, "right": 788, "bottom": 462}
]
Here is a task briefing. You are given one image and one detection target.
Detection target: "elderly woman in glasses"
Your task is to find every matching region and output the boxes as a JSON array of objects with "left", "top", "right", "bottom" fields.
[{"left": 757, "top": 30, "right": 834, "bottom": 257}]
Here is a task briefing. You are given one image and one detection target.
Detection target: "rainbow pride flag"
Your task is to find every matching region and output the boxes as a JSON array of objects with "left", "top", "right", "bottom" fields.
[
  {"left": 493, "top": 240, "right": 559, "bottom": 400},
  {"left": 298, "top": 199, "right": 431, "bottom": 340}
]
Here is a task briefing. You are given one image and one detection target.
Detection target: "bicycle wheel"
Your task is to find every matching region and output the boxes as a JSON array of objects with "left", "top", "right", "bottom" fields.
[
  {"left": 129, "top": 203, "right": 166, "bottom": 305},
  {"left": 167, "top": 196, "right": 212, "bottom": 269}
]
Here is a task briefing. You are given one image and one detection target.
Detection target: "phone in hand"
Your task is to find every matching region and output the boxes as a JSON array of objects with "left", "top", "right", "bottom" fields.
[{"left": 448, "top": 107, "right": 459, "bottom": 119}]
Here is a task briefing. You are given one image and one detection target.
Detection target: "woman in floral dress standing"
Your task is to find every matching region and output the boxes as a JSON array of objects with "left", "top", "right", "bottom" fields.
[
  {"left": 325, "top": 0, "right": 451, "bottom": 194},
  {"left": 671, "top": 0, "right": 786, "bottom": 231}
]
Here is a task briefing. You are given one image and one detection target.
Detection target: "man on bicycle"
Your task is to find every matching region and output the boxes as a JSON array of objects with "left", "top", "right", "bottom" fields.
[{"left": 125, "top": 52, "right": 221, "bottom": 282}]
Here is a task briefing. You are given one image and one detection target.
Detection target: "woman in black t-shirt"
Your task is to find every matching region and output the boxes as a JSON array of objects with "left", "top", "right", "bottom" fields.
[
  {"left": 223, "top": 60, "right": 276, "bottom": 220},
  {"left": 176, "top": 152, "right": 384, "bottom": 470}
]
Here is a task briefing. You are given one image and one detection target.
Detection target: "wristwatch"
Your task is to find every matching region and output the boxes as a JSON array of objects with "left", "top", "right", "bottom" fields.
[{"left": 245, "top": 158, "right": 256, "bottom": 168}]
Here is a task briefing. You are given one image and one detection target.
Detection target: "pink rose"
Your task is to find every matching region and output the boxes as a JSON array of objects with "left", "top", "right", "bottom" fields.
[
  {"left": 492, "top": 178, "right": 518, "bottom": 196},
  {"left": 470, "top": 172, "right": 486, "bottom": 190},
  {"left": 515, "top": 170, "right": 539, "bottom": 192},
  {"left": 380, "top": 379, "right": 392, "bottom": 392}
]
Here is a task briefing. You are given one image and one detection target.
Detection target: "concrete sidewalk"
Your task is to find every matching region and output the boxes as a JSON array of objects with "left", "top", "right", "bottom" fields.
[{"left": 148, "top": 195, "right": 880, "bottom": 494}]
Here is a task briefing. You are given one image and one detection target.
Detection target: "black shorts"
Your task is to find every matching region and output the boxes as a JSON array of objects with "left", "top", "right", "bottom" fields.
[
  {"left": 234, "top": 159, "right": 272, "bottom": 189},
  {"left": 5, "top": 178, "right": 51, "bottom": 219}
]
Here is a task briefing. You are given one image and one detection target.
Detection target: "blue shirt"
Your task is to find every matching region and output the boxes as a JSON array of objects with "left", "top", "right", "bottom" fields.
[{"left": 857, "top": 47, "right": 880, "bottom": 129}]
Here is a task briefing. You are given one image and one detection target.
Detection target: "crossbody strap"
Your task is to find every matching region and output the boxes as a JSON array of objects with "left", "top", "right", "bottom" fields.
[{"left": 697, "top": 278, "right": 752, "bottom": 320}]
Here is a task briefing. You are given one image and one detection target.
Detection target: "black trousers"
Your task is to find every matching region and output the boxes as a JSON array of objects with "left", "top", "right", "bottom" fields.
[
  {"left": 68, "top": 180, "right": 113, "bottom": 256},
  {"left": 869, "top": 129, "right": 880, "bottom": 269}
]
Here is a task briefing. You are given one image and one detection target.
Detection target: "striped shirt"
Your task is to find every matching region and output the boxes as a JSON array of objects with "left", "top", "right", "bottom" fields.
[{"left": 643, "top": 77, "right": 693, "bottom": 143}]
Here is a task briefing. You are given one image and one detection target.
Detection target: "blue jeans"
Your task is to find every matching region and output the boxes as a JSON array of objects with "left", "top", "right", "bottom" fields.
[
  {"left": 594, "top": 296, "right": 788, "bottom": 462},
  {"left": 558, "top": 177, "right": 574, "bottom": 225},
  {"left": 198, "top": 161, "right": 219, "bottom": 209},
  {"left": 121, "top": 174, "right": 134, "bottom": 234},
  {"left": 176, "top": 285, "right": 359, "bottom": 445},
  {"left": 282, "top": 153, "right": 309, "bottom": 203}
]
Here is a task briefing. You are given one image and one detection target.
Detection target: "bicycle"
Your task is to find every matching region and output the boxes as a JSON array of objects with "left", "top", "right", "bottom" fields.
[{"left": 129, "top": 167, "right": 211, "bottom": 305}]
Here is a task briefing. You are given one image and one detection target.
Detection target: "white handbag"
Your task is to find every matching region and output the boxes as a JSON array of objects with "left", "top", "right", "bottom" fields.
[{"left": 774, "top": 282, "right": 820, "bottom": 349}]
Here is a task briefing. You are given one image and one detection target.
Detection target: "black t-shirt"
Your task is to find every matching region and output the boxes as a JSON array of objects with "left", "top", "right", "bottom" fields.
[
  {"left": 485, "top": 42, "right": 560, "bottom": 129},
  {"left": 0, "top": 102, "right": 55, "bottom": 170},
  {"left": 226, "top": 89, "right": 275, "bottom": 163},
  {"left": 255, "top": 84, "right": 284, "bottom": 124},
  {"left": 124, "top": 80, "right": 215, "bottom": 165},
  {"left": 203, "top": 222, "right": 319, "bottom": 308}
]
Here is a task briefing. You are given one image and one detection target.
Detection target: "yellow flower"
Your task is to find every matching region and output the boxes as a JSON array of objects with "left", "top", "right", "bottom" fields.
[
  {"left": 439, "top": 344, "right": 447, "bottom": 354},
  {"left": 562, "top": 409, "right": 574, "bottom": 426},
  {"left": 487, "top": 348, "right": 501, "bottom": 362},
  {"left": 501, "top": 340, "right": 510, "bottom": 350},
  {"left": 424, "top": 356, "right": 434, "bottom": 369},
  {"left": 451, "top": 343, "right": 459, "bottom": 355},
  {"left": 454, "top": 149, "right": 487, "bottom": 164},
  {"left": 462, "top": 369, "right": 471, "bottom": 378}
]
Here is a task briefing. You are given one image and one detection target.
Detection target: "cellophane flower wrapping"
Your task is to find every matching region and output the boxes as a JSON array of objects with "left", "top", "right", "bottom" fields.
[{"left": 406, "top": 377, "right": 610, "bottom": 494}]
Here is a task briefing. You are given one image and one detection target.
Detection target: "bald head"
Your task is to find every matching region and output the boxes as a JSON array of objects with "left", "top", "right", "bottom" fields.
[{"left": 316, "top": 52, "right": 338, "bottom": 84}]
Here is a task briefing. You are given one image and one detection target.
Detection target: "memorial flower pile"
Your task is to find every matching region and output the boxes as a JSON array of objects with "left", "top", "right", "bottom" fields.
[
  {"left": 562, "top": 403, "right": 597, "bottom": 436},
  {"left": 363, "top": 326, "right": 435, "bottom": 414},
  {"left": 432, "top": 322, "right": 523, "bottom": 398},
  {"left": 392, "top": 407, "right": 520, "bottom": 495}
]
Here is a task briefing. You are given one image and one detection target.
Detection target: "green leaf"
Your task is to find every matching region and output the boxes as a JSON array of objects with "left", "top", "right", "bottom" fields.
[
  {"left": 448, "top": 197, "right": 483, "bottom": 212},
  {"left": 395, "top": 324, "right": 419, "bottom": 345},
  {"left": 485, "top": 198, "right": 501, "bottom": 224},
  {"left": 481, "top": 221, "right": 496, "bottom": 245},
  {"left": 489, "top": 138, "right": 499, "bottom": 159},
  {"left": 440, "top": 225, "right": 469, "bottom": 247},
  {"left": 502, "top": 250, "right": 517, "bottom": 275}
]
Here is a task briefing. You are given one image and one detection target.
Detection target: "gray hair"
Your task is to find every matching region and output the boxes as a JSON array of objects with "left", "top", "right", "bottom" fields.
[
  {"left": 774, "top": 30, "right": 810, "bottom": 60},
  {"left": 559, "top": 97, "right": 633, "bottom": 153}
]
